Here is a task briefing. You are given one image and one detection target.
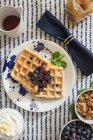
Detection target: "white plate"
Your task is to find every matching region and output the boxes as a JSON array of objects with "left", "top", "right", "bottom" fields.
[{"left": 2, "top": 39, "right": 75, "bottom": 112}]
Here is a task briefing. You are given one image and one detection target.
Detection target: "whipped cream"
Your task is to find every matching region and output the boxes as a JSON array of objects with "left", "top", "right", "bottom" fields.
[{"left": 0, "top": 108, "right": 24, "bottom": 140}]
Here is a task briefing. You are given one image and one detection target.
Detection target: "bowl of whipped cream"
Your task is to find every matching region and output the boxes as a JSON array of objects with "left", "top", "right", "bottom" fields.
[{"left": 0, "top": 108, "right": 24, "bottom": 140}]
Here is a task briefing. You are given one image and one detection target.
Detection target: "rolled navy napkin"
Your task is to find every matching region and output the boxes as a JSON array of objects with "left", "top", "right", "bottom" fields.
[{"left": 36, "top": 10, "right": 93, "bottom": 76}]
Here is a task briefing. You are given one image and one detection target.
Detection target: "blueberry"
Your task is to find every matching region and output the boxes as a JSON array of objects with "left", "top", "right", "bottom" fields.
[
  {"left": 86, "top": 134, "right": 90, "bottom": 139},
  {"left": 91, "top": 134, "right": 93, "bottom": 137},
  {"left": 78, "top": 129, "right": 81, "bottom": 134},
  {"left": 42, "top": 81, "right": 47, "bottom": 87},
  {"left": 34, "top": 73, "right": 37, "bottom": 77},
  {"left": 87, "top": 129, "right": 91, "bottom": 134},
  {"left": 30, "top": 74, "right": 35, "bottom": 82},
  {"left": 85, "top": 127, "right": 88, "bottom": 131},
  {"left": 36, "top": 67, "right": 42, "bottom": 73},
  {"left": 64, "top": 136, "right": 68, "bottom": 139},
  {"left": 76, "top": 135, "right": 80, "bottom": 140},
  {"left": 73, "top": 125, "right": 77, "bottom": 129},
  {"left": 65, "top": 126, "right": 70, "bottom": 131},
  {"left": 38, "top": 87, "right": 43, "bottom": 92},
  {"left": 72, "top": 122, "right": 77, "bottom": 125},
  {"left": 77, "top": 135, "right": 80, "bottom": 139},
  {"left": 71, "top": 128, "right": 76, "bottom": 132},
  {"left": 44, "top": 72, "right": 51, "bottom": 83},
  {"left": 39, "top": 79, "right": 43, "bottom": 83},
  {"left": 69, "top": 137, "right": 73, "bottom": 140},
  {"left": 82, "top": 131, "right": 86, "bottom": 136},
  {"left": 77, "top": 138, "right": 80, "bottom": 140},
  {"left": 80, "top": 126, "right": 84, "bottom": 130},
  {"left": 69, "top": 124, "right": 73, "bottom": 129},
  {"left": 80, "top": 136, "right": 85, "bottom": 140},
  {"left": 65, "top": 131, "right": 69, "bottom": 135},
  {"left": 28, "top": 72, "right": 32, "bottom": 78},
  {"left": 48, "top": 77, "right": 51, "bottom": 83},
  {"left": 35, "top": 69, "right": 39, "bottom": 74},
  {"left": 72, "top": 132, "right": 76, "bottom": 139}
]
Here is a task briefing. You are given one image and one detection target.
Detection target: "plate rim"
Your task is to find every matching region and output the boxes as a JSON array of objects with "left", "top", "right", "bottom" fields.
[{"left": 2, "top": 39, "right": 76, "bottom": 112}]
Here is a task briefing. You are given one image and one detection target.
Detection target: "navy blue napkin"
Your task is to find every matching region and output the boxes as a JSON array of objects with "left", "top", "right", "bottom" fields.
[{"left": 36, "top": 10, "right": 93, "bottom": 76}]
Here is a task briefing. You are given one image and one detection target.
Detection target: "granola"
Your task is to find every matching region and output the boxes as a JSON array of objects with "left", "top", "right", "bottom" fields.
[{"left": 76, "top": 90, "right": 93, "bottom": 120}]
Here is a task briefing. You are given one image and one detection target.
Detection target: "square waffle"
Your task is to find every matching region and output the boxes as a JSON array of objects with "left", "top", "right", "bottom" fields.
[
  {"left": 11, "top": 48, "right": 49, "bottom": 92},
  {"left": 31, "top": 66, "right": 64, "bottom": 98}
]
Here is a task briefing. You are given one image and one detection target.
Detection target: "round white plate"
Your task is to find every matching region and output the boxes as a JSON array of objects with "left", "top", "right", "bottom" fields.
[{"left": 2, "top": 39, "right": 75, "bottom": 112}]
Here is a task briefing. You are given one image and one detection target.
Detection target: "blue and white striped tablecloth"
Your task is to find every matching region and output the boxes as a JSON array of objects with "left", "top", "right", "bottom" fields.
[{"left": 0, "top": 0, "right": 93, "bottom": 140}]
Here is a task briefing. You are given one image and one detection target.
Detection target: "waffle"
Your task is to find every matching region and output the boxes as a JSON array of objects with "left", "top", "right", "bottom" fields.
[
  {"left": 31, "top": 66, "right": 64, "bottom": 98},
  {"left": 11, "top": 48, "right": 49, "bottom": 92}
]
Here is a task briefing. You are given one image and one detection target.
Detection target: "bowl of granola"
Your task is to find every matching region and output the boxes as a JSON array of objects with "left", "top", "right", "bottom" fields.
[{"left": 75, "top": 89, "right": 93, "bottom": 124}]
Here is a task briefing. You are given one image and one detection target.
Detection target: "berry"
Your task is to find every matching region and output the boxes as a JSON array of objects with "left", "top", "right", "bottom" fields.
[
  {"left": 65, "top": 131, "right": 69, "bottom": 135},
  {"left": 91, "top": 134, "right": 93, "bottom": 137},
  {"left": 28, "top": 66, "right": 51, "bottom": 92},
  {"left": 78, "top": 129, "right": 81, "bottom": 134},
  {"left": 80, "top": 136, "right": 85, "bottom": 140},
  {"left": 65, "top": 126, "right": 70, "bottom": 131},
  {"left": 82, "top": 131, "right": 86, "bottom": 136}
]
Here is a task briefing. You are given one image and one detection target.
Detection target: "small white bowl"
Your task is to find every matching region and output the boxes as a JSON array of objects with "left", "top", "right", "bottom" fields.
[
  {"left": 0, "top": 108, "right": 24, "bottom": 140},
  {"left": 75, "top": 89, "right": 93, "bottom": 125},
  {"left": 59, "top": 119, "right": 80, "bottom": 140}
]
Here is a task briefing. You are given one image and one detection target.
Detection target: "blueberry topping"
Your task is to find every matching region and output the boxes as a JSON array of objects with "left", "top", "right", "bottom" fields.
[{"left": 28, "top": 66, "right": 51, "bottom": 92}]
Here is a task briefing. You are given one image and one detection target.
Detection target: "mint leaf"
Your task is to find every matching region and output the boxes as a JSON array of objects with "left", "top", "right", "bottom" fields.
[
  {"left": 78, "top": 88, "right": 87, "bottom": 95},
  {"left": 78, "top": 87, "right": 93, "bottom": 95},
  {"left": 52, "top": 61, "right": 62, "bottom": 67},
  {"left": 60, "top": 61, "right": 67, "bottom": 68},
  {"left": 90, "top": 82, "right": 93, "bottom": 88},
  {"left": 70, "top": 103, "right": 78, "bottom": 119},
  {"left": 52, "top": 52, "right": 61, "bottom": 61},
  {"left": 51, "top": 52, "right": 67, "bottom": 68},
  {"left": 52, "top": 60, "right": 67, "bottom": 68},
  {"left": 51, "top": 56, "right": 62, "bottom": 62}
]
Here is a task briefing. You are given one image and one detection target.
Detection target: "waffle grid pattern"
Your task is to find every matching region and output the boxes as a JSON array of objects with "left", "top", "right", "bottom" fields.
[
  {"left": 32, "top": 66, "right": 64, "bottom": 98},
  {"left": 11, "top": 48, "right": 64, "bottom": 98},
  {"left": 11, "top": 48, "right": 49, "bottom": 92}
]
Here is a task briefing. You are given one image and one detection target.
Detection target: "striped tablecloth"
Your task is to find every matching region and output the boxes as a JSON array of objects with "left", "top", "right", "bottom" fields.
[{"left": 0, "top": 0, "right": 93, "bottom": 140}]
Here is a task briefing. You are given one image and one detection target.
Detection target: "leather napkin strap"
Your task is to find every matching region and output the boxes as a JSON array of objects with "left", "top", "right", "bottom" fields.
[{"left": 64, "top": 35, "right": 74, "bottom": 46}]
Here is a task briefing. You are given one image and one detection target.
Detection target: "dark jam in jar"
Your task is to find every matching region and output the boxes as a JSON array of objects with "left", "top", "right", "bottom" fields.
[
  {"left": 2, "top": 15, "right": 20, "bottom": 31},
  {"left": 28, "top": 66, "right": 51, "bottom": 92}
]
